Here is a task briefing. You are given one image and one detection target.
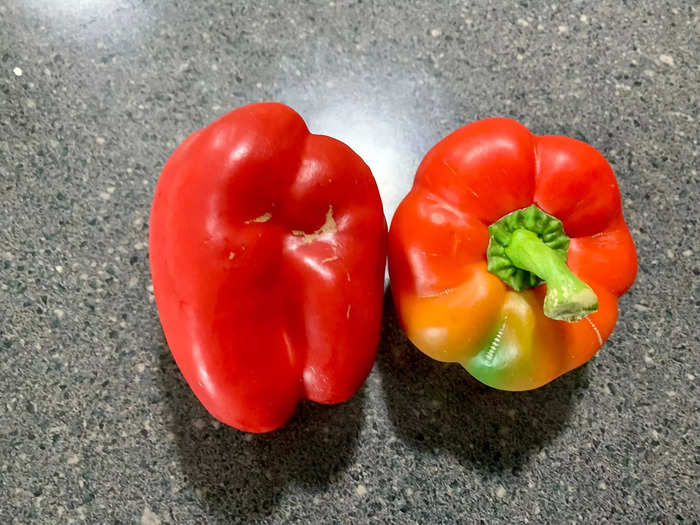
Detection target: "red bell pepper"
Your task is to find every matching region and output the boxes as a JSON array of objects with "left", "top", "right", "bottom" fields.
[
  {"left": 389, "top": 118, "right": 637, "bottom": 390},
  {"left": 149, "top": 103, "right": 387, "bottom": 432}
]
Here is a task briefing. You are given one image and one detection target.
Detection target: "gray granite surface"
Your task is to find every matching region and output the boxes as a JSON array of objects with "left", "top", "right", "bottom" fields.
[{"left": 1, "top": 1, "right": 698, "bottom": 523}]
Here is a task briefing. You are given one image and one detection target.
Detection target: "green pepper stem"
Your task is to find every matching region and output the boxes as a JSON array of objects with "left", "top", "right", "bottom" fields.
[{"left": 504, "top": 229, "right": 598, "bottom": 321}]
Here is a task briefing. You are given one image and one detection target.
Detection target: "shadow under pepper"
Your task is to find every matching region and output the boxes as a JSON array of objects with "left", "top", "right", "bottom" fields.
[
  {"left": 377, "top": 291, "right": 587, "bottom": 473},
  {"left": 158, "top": 348, "right": 365, "bottom": 523}
]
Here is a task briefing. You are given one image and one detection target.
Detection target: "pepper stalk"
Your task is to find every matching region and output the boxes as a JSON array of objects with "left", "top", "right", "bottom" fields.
[{"left": 487, "top": 205, "right": 598, "bottom": 322}]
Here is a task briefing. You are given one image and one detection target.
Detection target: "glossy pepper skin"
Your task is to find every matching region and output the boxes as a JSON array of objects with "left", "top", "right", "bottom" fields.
[
  {"left": 149, "top": 103, "right": 387, "bottom": 432},
  {"left": 388, "top": 118, "right": 637, "bottom": 391}
]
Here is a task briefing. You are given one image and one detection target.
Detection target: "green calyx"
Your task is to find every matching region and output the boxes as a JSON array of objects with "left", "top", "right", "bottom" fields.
[
  {"left": 487, "top": 205, "right": 570, "bottom": 291},
  {"left": 487, "top": 205, "right": 598, "bottom": 322}
]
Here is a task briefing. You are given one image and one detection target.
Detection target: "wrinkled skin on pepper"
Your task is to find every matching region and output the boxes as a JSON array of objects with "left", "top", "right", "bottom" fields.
[
  {"left": 150, "top": 103, "right": 387, "bottom": 432},
  {"left": 388, "top": 118, "right": 637, "bottom": 390}
]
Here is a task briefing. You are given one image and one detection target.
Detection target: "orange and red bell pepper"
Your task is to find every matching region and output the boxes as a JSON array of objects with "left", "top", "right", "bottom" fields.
[
  {"left": 149, "top": 103, "right": 386, "bottom": 432},
  {"left": 388, "top": 118, "right": 637, "bottom": 390}
]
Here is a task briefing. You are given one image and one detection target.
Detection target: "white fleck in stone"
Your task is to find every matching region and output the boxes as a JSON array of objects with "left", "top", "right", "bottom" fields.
[
  {"left": 430, "top": 28, "right": 442, "bottom": 37},
  {"left": 147, "top": 284, "right": 154, "bottom": 293},
  {"left": 128, "top": 276, "right": 138, "bottom": 288},
  {"left": 682, "top": 249, "right": 692, "bottom": 257},
  {"left": 517, "top": 54, "right": 524, "bottom": 61},
  {"left": 666, "top": 391, "right": 676, "bottom": 397},
  {"left": 686, "top": 373, "right": 695, "bottom": 381},
  {"left": 54, "top": 309, "right": 65, "bottom": 320},
  {"left": 644, "top": 355, "right": 653, "bottom": 364},
  {"left": 598, "top": 481, "right": 607, "bottom": 490},
  {"left": 192, "top": 419, "right": 206, "bottom": 430},
  {"left": 67, "top": 454, "right": 79, "bottom": 465},
  {"left": 26, "top": 98, "right": 36, "bottom": 108},
  {"left": 651, "top": 429, "right": 660, "bottom": 439},
  {"left": 517, "top": 18, "right": 529, "bottom": 27},
  {"left": 666, "top": 249, "right": 674, "bottom": 259},
  {"left": 107, "top": 186, "right": 115, "bottom": 194},
  {"left": 659, "top": 54, "right": 675, "bottom": 66},
  {"left": 355, "top": 484, "right": 368, "bottom": 497},
  {"left": 580, "top": 14, "right": 589, "bottom": 24},
  {"left": 527, "top": 481, "right": 535, "bottom": 488},
  {"left": 13, "top": 67, "right": 23, "bottom": 76},
  {"left": 558, "top": 25, "right": 569, "bottom": 33},
  {"left": 244, "top": 433, "right": 253, "bottom": 441},
  {"left": 255, "top": 82, "right": 262, "bottom": 88},
  {"left": 55, "top": 265, "right": 63, "bottom": 273},
  {"left": 99, "top": 192, "right": 111, "bottom": 201},
  {"left": 136, "top": 363, "right": 146, "bottom": 373},
  {"left": 140, "top": 506, "right": 161, "bottom": 525},
  {"left": 96, "top": 136, "right": 106, "bottom": 145},
  {"left": 643, "top": 69, "right": 655, "bottom": 77},
  {"left": 537, "top": 23, "right": 544, "bottom": 30},
  {"left": 495, "top": 485, "right": 506, "bottom": 499},
  {"left": 211, "top": 420, "right": 221, "bottom": 429},
  {"left": 634, "top": 304, "right": 649, "bottom": 312}
]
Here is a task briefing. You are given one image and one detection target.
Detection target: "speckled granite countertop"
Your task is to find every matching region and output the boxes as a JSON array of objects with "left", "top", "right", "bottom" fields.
[{"left": 1, "top": 1, "right": 698, "bottom": 523}]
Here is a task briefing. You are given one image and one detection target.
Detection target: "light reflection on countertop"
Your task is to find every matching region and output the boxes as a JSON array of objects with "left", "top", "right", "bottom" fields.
[
  {"left": 303, "top": 102, "right": 420, "bottom": 224},
  {"left": 272, "top": 41, "right": 447, "bottom": 225},
  {"left": 17, "top": 0, "right": 151, "bottom": 41},
  {"left": 21, "top": 0, "right": 124, "bottom": 19}
]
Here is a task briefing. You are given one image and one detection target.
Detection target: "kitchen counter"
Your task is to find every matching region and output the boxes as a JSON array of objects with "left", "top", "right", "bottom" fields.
[{"left": 1, "top": 1, "right": 697, "bottom": 523}]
